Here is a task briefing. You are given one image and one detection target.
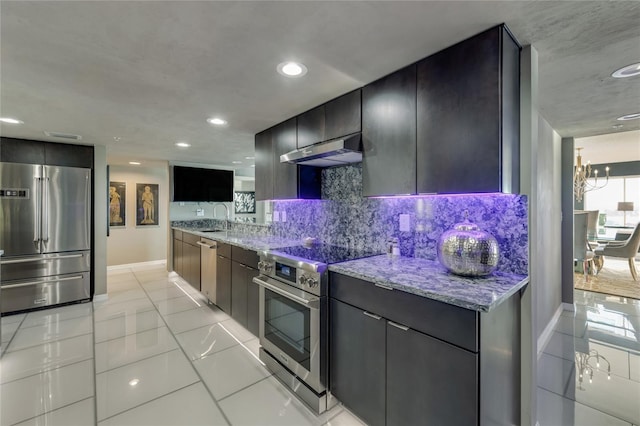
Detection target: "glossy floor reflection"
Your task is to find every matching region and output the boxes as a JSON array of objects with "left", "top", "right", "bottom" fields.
[
  {"left": 0, "top": 263, "right": 364, "bottom": 426},
  {"left": 537, "top": 289, "right": 640, "bottom": 426}
]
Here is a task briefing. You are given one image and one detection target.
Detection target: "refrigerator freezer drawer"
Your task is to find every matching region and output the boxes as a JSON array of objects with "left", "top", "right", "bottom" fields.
[
  {"left": 0, "top": 251, "right": 90, "bottom": 282},
  {"left": 1, "top": 272, "right": 90, "bottom": 314}
]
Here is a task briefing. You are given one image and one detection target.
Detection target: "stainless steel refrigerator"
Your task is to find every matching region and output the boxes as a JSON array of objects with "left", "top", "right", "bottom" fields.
[{"left": 0, "top": 162, "right": 91, "bottom": 314}]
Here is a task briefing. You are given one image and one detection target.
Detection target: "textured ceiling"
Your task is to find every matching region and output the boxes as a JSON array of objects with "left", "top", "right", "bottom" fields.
[{"left": 1, "top": 1, "right": 639, "bottom": 173}]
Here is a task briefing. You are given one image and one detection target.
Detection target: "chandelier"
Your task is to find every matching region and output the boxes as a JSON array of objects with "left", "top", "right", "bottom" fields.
[
  {"left": 575, "top": 349, "right": 611, "bottom": 390},
  {"left": 574, "top": 147, "right": 610, "bottom": 202}
]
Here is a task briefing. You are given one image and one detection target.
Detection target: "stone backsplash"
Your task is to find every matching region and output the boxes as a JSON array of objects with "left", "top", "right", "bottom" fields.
[{"left": 272, "top": 164, "right": 528, "bottom": 275}]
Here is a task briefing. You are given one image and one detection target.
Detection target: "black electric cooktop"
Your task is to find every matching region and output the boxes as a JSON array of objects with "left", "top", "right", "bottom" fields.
[{"left": 271, "top": 244, "right": 381, "bottom": 265}]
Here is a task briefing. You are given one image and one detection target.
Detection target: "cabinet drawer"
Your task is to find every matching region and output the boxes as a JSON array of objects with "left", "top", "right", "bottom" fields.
[
  {"left": 329, "top": 272, "right": 478, "bottom": 352},
  {"left": 183, "top": 232, "right": 200, "bottom": 245},
  {"left": 1, "top": 251, "right": 90, "bottom": 282},
  {"left": 218, "top": 242, "right": 232, "bottom": 258},
  {"left": 231, "top": 245, "right": 258, "bottom": 267},
  {"left": 1, "top": 272, "right": 90, "bottom": 314},
  {"left": 173, "top": 229, "right": 183, "bottom": 241}
]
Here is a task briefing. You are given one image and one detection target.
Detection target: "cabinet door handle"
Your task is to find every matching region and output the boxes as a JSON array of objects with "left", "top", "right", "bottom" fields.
[
  {"left": 374, "top": 283, "right": 394, "bottom": 291},
  {"left": 388, "top": 321, "right": 409, "bottom": 331},
  {"left": 363, "top": 311, "right": 382, "bottom": 320}
]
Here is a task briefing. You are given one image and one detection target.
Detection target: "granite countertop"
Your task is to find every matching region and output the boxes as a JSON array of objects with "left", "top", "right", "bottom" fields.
[
  {"left": 328, "top": 255, "right": 528, "bottom": 312},
  {"left": 172, "top": 227, "right": 299, "bottom": 252}
]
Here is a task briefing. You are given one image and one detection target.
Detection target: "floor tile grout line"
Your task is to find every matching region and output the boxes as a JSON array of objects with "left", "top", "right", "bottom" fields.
[
  {"left": 1, "top": 313, "right": 28, "bottom": 355},
  {"left": 4, "top": 330, "right": 94, "bottom": 355},
  {"left": 1, "top": 357, "right": 93, "bottom": 386},
  {"left": 216, "top": 374, "right": 274, "bottom": 403},
  {"left": 93, "top": 305, "right": 157, "bottom": 325},
  {"left": 537, "top": 385, "right": 638, "bottom": 425},
  {"left": 95, "top": 347, "right": 182, "bottom": 376},
  {"left": 132, "top": 267, "right": 235, "bottom": 426},
  {"left": 96, "top": 381, "right": 201, "bottom": 423},
  {"left": 8, "top": 396, "right": 95, "bottom": 426}
]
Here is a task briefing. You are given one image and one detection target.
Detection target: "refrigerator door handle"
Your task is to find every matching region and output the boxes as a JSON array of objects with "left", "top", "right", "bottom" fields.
[
  {"left": 34, "top": 176, "right": 42, "bottom": 245},
  {"left": 42, "top": 176, "right": 50, "bottom": 243}
]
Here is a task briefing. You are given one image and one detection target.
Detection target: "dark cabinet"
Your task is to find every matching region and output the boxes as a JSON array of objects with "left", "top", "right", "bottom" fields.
[
  {"left": 0, "top": 137, "right": 93, "bottom": 168},
  {"left": 297, "top": 105, "right": 325, "bottom": 148},
  {"left": 231, "top": 262, "right": 248, "bottom": 327},
  {"left": 273, "top": 118, "right": 298, "bottom": 199},
  {"left": 182, "top": 233, "right": 201, "bottom": 292},
  {"left": 247, "top": 271, "right": 260, "bottom": 336},
  {"left": 416, "top": 25, "right": 520, "bottom": 194},
  {"left": 329, "top": 271, "right": 520, "bottom": 426},
  {"left": 255, "top": 129, "right": 273, "bottom": 201},
  {"left": 386, "top": 323, "right": 478, "bottom": 426},
  {"left": 216, "top": 252, "right": 232, "bottom": 313},
  {"left": 325, "top": 89, "right": 361, "bottom": 140},
  {"left": 230, "top": 246, "right": 260, "bottom": 334},
  {"left": 172, "top": 230, "right": 183, "bottom": 277},
  {"left": 362, "top": 65, "right": 417, "bottom": 197},
  {"left": 330, "top": 298, "right": 386, "bottom": 426}
]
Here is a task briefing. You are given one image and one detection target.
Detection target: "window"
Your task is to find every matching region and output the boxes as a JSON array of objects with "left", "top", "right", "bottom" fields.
[{"left": 585, "top": 176, "right": 639, "bottom": 236}]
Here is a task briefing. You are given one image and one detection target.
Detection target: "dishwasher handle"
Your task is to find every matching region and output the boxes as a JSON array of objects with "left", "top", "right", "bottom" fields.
[{"left": 197, "top": 241, "right": 217, "bottom": 249}]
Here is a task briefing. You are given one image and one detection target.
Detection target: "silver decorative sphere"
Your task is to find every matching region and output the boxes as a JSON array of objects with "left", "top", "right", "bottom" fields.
[{"left": 437, "top": 221, "right": 500, "bottom": 277}]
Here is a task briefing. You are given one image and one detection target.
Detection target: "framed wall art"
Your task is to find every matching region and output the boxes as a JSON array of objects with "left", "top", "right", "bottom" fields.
[
  {"left": 136, "top": 183, "right": 159, "bottom": 226},
  {"left": 109, "top": 181, "right": 126, "bottom": 227},
  {"left": 234, "top": 191, "right": 256, "bottom": 214}
]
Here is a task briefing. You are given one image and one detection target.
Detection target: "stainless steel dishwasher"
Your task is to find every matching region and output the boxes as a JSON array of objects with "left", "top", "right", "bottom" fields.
[{"left": 198, "top": 238, "right": 217, "bottom": 304}]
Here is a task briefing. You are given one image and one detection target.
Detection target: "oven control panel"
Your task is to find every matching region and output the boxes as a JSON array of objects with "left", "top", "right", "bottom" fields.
[{"left": 258, "top": 256, "right": 325, "bottom": 296}]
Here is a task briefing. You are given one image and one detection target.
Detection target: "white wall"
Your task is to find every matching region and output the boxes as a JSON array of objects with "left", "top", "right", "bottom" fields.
[
  {"left": 94, "top": 146, "right": 108, "bottom": 295},
  {"left": 107, "top": 164, "right": 169, "bottom": 266},
  {"left": 536, "top": 116, "right": 563, "bottom": 335}
]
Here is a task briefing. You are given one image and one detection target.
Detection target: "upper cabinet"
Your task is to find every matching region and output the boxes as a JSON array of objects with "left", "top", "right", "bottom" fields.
[
  {"left": 255, "top": 119, "right": 321, "bottom": 201},
  {"left": 416, "top": 25, "right": 520, "bottom": 194},
  {"left": 325, "top": 89, "right": 361, "bottom": 140},
  {"left": 255, "top": 128, "right": 273, "bottom": 201},
  {"left": 297, "top": 105, "right": 325, "bottom": 149},
  {"left": 0, "top": 137, "right": 94, "bottom": 168},
  {"left": 362, "top": 65, "right": 417, "bottom": 197}
]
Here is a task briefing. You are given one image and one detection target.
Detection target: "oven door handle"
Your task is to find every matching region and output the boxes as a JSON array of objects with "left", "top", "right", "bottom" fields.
[{"left": 253, "top": 276, "right": 319, "bottom": 309}]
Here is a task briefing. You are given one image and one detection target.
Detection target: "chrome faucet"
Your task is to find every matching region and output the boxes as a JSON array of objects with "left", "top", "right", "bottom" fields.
[{"left": 213, "top": 203, "right": 229, "bottom": 231}]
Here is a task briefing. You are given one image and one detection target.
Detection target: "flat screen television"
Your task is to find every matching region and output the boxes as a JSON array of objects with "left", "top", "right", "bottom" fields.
[{"left": 172, "top": 166, "right": 234, "bottom": 202}]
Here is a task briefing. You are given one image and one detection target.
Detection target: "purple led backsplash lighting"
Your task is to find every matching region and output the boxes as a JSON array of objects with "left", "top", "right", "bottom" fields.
[{"left": 272, "top": 164, "right": 528, "bottom": 275}]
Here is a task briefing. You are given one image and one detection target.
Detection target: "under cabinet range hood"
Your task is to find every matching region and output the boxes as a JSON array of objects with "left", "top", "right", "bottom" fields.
[{"left": 280, "top": 133, "right": 362, "bottom": 167}]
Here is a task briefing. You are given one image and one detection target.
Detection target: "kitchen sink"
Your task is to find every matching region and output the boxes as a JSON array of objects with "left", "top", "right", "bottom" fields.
[{"left": 199, "top": 229, "right": 224, "bottom": 233}]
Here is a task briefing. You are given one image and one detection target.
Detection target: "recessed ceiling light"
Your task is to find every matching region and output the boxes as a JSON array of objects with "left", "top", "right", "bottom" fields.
[
  {"left": 277, "top": 61, "right": 308, "bottom": 78},
  {"left": 612, "top": 62, "right": 640, "bottom": 78},
  {"left": 176, "top": 142, "right": 191, "bottom": 148},
  {"left": 0, "top": 117, "right": 24, "bottom": 124},
  {"left": 129, "top": 161, "right": 141, "bottom": 165},
  {"left": 245, "top": 156, "right": 255, "bottom": 160},
  {"left": 207, "top": 117, "right": 227, "bottom": 126},
  {"left": 616, "top": 112, "right": 640, "bottom": 121},
  {"left": 232, "top": 161, "right": 242, "bottom": 164},
  {"left": 128, "top": 378, "right": 140, "bottom": 387},
  {"left": 113, "top": 136, "right": 121, "bottom": 142}
]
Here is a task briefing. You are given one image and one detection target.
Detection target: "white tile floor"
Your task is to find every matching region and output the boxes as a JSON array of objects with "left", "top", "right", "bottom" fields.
[
  {"left": 537, "top": 289, "right": 640, "bottom": 426},
  {"left": 0, "top": 264, "right": 363, "bottom": 426},
  {"left": 4, "top": 265, "right": 639, "bottom": 425}
]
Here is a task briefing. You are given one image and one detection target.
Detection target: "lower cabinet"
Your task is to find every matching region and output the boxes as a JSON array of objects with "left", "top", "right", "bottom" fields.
[
  {"left": 329, "top": 272, "right": 520, "bottom": 426},
  {"left": 172, "top": 237, "right": 183, "bottom": 276},
  {"left": 216, "top": 254, "right": 232, "bottom": 313},
  {"left": 329, "top": 299, "right": 385, "bottom": 426},
  {"left": 386, "top": 323, "right": 478, "bottom": 426},
  {"left": 182, "top": 241, "right": 201, "bottom": 291},
  {"left": 231, "top": 255, "right": 259, "bottom": 332}
]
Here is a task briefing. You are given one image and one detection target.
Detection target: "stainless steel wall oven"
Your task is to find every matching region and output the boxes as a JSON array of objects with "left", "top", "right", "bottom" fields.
[{"left": 254, "top": 244, "right": 378, "bottom": 413}]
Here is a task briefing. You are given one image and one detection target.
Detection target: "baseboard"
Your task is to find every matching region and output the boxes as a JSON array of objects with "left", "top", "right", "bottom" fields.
[
  {"left": 562, "top": 302, "right": 575, "bottom": 312},
  {"left": 93, "top": 294, "right": 108, "bottom": 303},
  {"left": 537, "top": 304, "right": 565, "bottom": 359},
  {"left": 107, "top": 259, "right": 167, "bottom": 271}
]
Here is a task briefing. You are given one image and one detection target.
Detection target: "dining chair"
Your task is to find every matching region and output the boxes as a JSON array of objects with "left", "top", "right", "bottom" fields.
[
  {"left": 574, "top": 212, "right": 595, "bottom": 280},
  {"left": 594, "top": 222, "right": 640, "bottom": 281}
]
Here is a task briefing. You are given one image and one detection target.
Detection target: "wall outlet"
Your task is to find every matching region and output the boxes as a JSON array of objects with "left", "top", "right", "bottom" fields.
[
  {"left": 281, "top": 211, "right": 287, "bottom": 222},
  {"left": 273, "top": 211, "right": 280, "bottom": 222},
  {"left": 179, "top": 202, "right": 185, "bottom": 206},
  {"left": 399, "top": 214, "right": 410, "bottom": 232},
  {"left": 196, "top": 208, "right": 205, "bottom": 217}
]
